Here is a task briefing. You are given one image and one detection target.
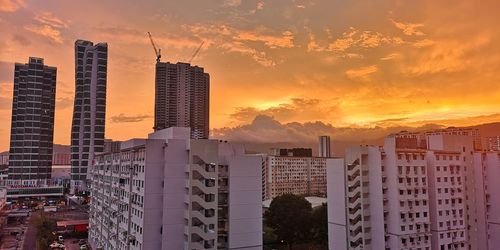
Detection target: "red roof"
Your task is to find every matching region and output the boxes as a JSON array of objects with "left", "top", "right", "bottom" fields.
[{"left": 56, "top": 220, "right": 88, "bottom": 227}]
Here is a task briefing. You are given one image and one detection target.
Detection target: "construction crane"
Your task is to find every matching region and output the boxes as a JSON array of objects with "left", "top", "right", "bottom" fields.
[
  {"left": 147, "top": 32, "right": 161, "bottom": 63},
  {"left": 188, "top": 41, "right": 205, "bottom": 64}
]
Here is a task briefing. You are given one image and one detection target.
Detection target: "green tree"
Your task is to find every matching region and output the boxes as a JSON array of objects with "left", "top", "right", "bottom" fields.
[
  {"left": 33, "top": 211, "right": 56, "bottom": 250},
  {"left": 264, "top": 194, "right": 312, "bottom": 249},
  {"left": 311, "top": 203, "right": 328, "bottom": 247}
]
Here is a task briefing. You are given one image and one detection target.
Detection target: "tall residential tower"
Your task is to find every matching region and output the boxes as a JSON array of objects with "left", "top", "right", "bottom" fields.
[
  {"left": 154, "top": 62, "right": 209, "bottom": 139},
  {"left": 319, "top": 135, "right": 331, "bottom": 157},
  {"left": 70, "top": 40, "right": 108, "bottom": 191},
  {"left": 8, "top": 57, "right": 57, "bottom": 186}
]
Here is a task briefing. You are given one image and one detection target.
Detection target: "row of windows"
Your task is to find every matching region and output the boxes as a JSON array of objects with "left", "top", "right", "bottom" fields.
[
  {"left": 436, "top": 165, "right": 461, "bottom": 172},
  {"left": 436, "top": 155, "right": 460, "bottom": 161},
  {"left": 400, "top": 200, "right": 428, "bottom": 207},
  {"left": 399, "top": 188, "right": 428, "bottom": 196},
  {"left": 400, "top": 211, "right": 429, "bottom": 220},
  {"left": 437, "top": 187, "right": 462, "bottom": 194},
  {"left": 437, "top": 198, "right": 462, "bottom": 206},
  {"left": 439, "top": 219, "right": 464, "bottom": 228},
  {"left": 398, "top": 165, "right": 426, "bottom": 175},
  {"left": 436, "top": 176, "right": 462, "bottom": 184},
  {"left": 400, "top": 222, "right": 429, "bottom": 232}
]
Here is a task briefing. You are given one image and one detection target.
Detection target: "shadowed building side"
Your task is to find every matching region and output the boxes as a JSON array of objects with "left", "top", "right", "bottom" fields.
[
  {"left": 154, "top": 62, "right": 209, "bottom": 139},
  {"left": 8, "top": 57, "right": 57, "bottom": 186},
  {"left": 70, "top": 40, "right": 108, "bottom": 192}
]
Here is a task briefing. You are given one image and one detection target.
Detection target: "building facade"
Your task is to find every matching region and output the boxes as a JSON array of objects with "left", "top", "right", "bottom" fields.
[
  {"left": 473, "top": 151, "right": 500, "bottom": 249},
  {"left": 328, "top": 133, "right": 476, "bottom": 250},
  {"left": 53, "top": 144, "right": 71, "bottom": 165},
  {"left": 70, "top": 40, "right": 108, "bottom": 191},
  {"left": 154, "top": 62, "right": 209, "bottom": 139},
  {"left": 8, "top": 57, "right": 57, "bottom": 186},
  {"left": 269, "top": 148, "right": 312, "bottom": 157},
  {"left": 486, "top": 136, "right": 500, "bottom": 151},
  {"left": 104, "top": 139, "right": 122, "bottom": 154},
  {"left": 88, "top": 128, "right": 262, "bottom": 250},
  {"left": 425, "top": 127, "right": 481, "bottom": 150},
  {"left": 319, "top": 136, "right": 331, "bottom": 157},
  {"left": 262, "top": 155, "right": 328, "bottom": 200},
  {"left": 426, "top": 150, "right": 467, "bottom": 249}
]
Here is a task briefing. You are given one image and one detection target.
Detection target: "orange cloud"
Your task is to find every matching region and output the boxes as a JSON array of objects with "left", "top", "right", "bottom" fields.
[
  {"left": 257, "top": 2, "right": 264, "bottom": 10},
  {"left": 405, "top": 35, "right": 490, "bottom": 75},
  {"left": 380, "top": 53, "right": 401, "bottom": 61},
  {"left": 308, "top": 27, "right": 404, "bottom": 53},
  {"left": 391, "top": 19, "right": 425, "bottom": 36},
  {"left": 24, "top": 24, "right": 64, "bottom": 44},
  {"left": 220, "top": 42, "right": 275, "bottom": 67},
  {"left": 34, "top": 12, "right": 69, "bottom": 28},
  {"left": 412, "top": 39, "right": 435, "bottom": 48},
  {"left": 346, "top": 65, "right": 378, "bottom": 80},
  {"left": 0, "top": 0, "right": 24, "bottom": 12},
  {"left": 235, "top": 30, "right": 294, "bottom": 49}
]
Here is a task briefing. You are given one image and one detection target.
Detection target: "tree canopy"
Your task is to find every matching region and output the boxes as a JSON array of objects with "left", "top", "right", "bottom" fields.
[{"left": 264, "top": 194, "right": 313, "bottom": 249}]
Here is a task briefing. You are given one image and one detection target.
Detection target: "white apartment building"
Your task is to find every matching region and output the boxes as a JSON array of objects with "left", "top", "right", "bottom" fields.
[
  {"left": 262, "top": 155, "right": 327, "bottom": 200},
  {"left": 426, "top": 151, "right": 467, "bottom": 249},
  {"left": 88, "top": 127, "right": 262, "bottom": 250},
  {"left": 486, "top": 136, "right": 500, "bottom": 151},
  {"left": 328, "top": 133, "right": 475, "bottom": 250},
  {"left": 425, "top": 127, "right": 482, "bottom": 150},
  {"left": 473, "top": 151, "right": 500, "bottom": 249},
  {"left": 319, "top": 136, "right": 332, "bottom": 157},
  {"left": 332, "top": 146, "right": 386, "bottom": 250}
]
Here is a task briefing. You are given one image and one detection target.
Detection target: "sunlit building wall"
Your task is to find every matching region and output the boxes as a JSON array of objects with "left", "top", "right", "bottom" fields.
[{"left": 88, "top": 127, "right": 262, "bottom": 250}]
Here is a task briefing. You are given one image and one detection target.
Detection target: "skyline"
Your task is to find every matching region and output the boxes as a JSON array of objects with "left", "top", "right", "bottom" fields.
[{"left": 1, "top": 0, "right": 500, "bottom": 151}]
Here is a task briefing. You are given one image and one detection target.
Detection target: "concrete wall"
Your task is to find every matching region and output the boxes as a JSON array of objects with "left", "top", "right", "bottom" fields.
[
  {"left": 327, "top": 158, "right": 347, "bottom": 250},
  {"left": 228, "top": 155, "right": 262, "bottom": 250}
]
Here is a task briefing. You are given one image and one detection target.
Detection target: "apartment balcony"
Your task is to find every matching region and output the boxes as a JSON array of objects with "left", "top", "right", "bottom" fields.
[
  {"left": 192, "top": 179, "right": 216, "bottom": 195},
  {"left": 348, "top": 180, "right": 361, "bottom": 193},
  {"left": 192, "top": 164, "right": 217, "bottom": 179},
  {"left": 191, "top": 209, "right": 216, "bottom": 226},
  {"left": 192, "top": 226, "right": 216, "bottom": 241},
  {"left": 348, "top": 193, "right": 361, "bottom": 204},
  {"left": 349, "top": 214, "right": 362, "bottom": 225},
  {"left": 347, "top": 162, "right": 359, "bottom": 172},
  {"left": 348, "top": 169, "right": 361, "bottom": 181},
  {"left": 191, "top": 235, "right": 216, "bottom": 250},
  {"left": 349, "top": 237, "right": 363, "bottom": 249}
]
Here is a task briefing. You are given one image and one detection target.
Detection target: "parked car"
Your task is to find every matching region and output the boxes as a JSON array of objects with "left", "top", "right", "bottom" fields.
[
  {"left": 49, "top": 242, "right": 65, "bottom": 249},
  {"left": 78, "top": 239, "right": 86, "bottom": 245},
  {"left": 80, "top": 244, "right": 88, "bottom": 250},
  {"left": 58, "top": 235, "right": 64, "bottom": 243}
]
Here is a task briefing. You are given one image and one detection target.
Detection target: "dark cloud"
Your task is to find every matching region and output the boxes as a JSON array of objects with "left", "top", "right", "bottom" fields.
[
  {"left": 110, "top": 113, "right": 152, "bottom": 123},
  {"left": 214, "top": 114, "right": 443, "bottom": 143},
  {"left": 230, "top": 98, "right": 339, "bottom": 124},
  {"left": 212, "top": 115, "right": 444, "bottom": 155}
]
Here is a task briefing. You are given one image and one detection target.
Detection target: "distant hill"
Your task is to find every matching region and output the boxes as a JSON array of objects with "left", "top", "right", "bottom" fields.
[{"left": 1, "top": 144, "right": 70, "bottom": 155}]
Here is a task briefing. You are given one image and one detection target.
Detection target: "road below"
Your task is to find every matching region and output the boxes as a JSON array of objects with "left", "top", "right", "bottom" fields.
[{"left": 21, "top": 215, "right": 36, "bottom": 250}]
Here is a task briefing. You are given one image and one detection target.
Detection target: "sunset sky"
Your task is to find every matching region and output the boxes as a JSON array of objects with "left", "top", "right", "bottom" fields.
[{"left": 1, "top": 0, "right": 500, "bottom": 151}]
